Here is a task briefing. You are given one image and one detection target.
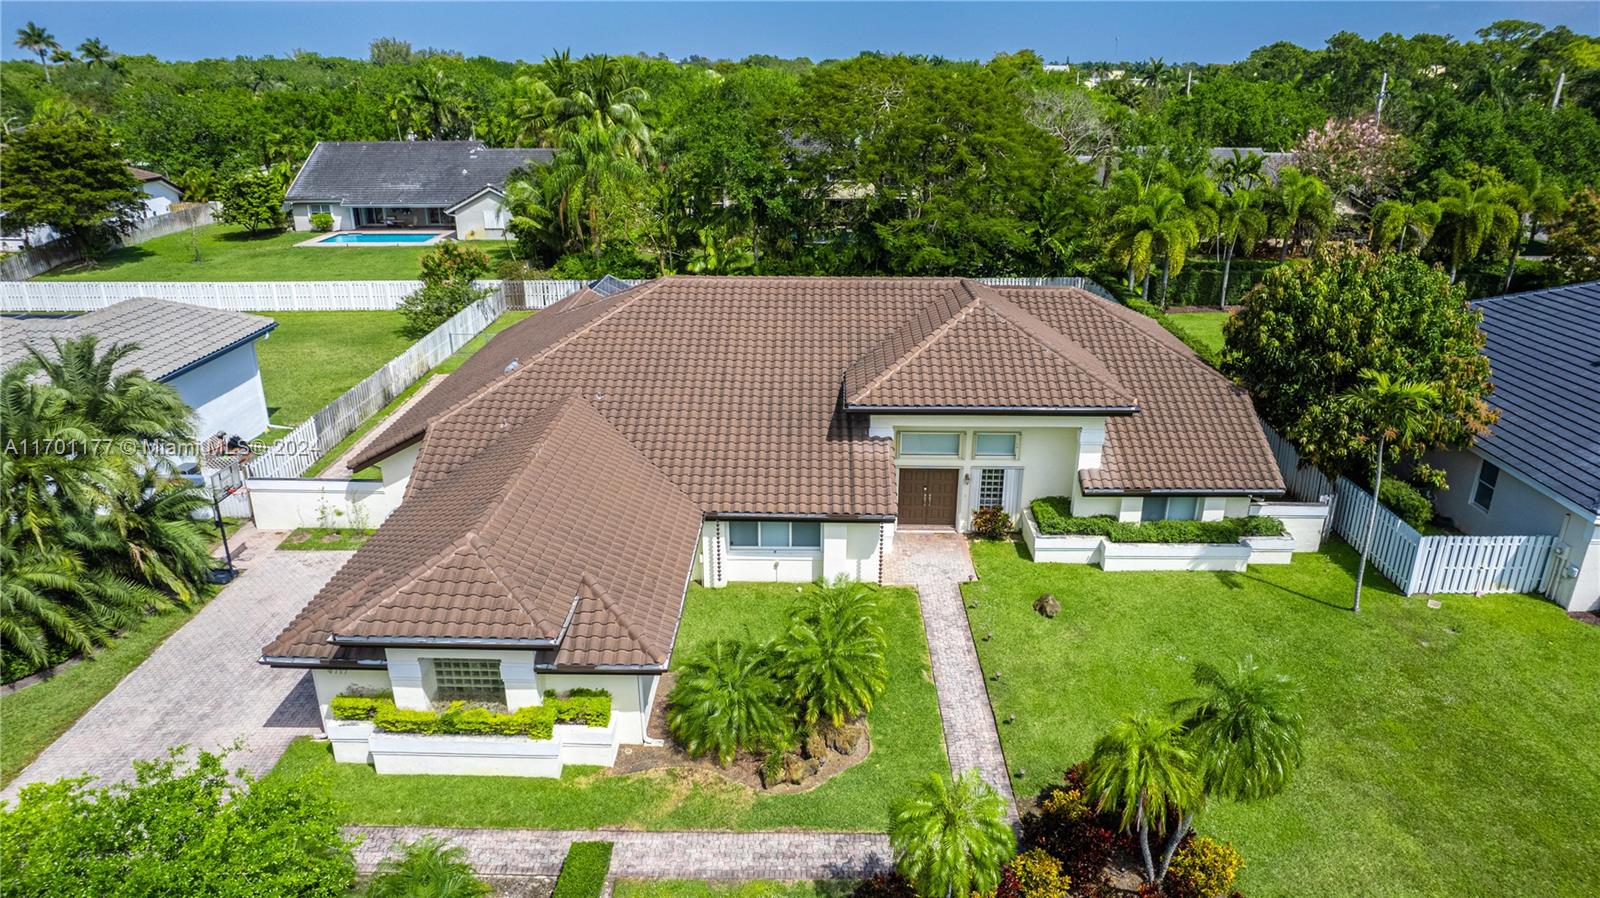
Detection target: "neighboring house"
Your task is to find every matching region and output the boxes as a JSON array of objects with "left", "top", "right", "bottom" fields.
[
  {"left": 262, "top": 276, "right": 1285, "bottom": 776},
  {"left": 1424, "top": 281, "right": 1600, "bottom": 612},
  {"left": 128, "top": 166, "right": 184, "bottom": 218},
  {"left": 284, "top": 141, "right": 555, "bottom": 240},
  {"left": 1, "top": 298, "right": 277, "bottom": 444}
]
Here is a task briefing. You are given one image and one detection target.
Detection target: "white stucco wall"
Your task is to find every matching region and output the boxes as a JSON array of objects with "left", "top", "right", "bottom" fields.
[
  {"left": 450, "top": 193, "right": 509, "bottom": 240},
  {"left": 698, "top": 519, "right": 885, "bottom": 587},
  {"left": 289, "top": 202, "right": 353, "bottom": 232},
  {"left": 247, "top": 477, "right": 408, "bottom": 529},
  {"left": 163, "top": 341, "right": 270, "bottom": 441},
  {"left": 139, "top": 180, "right": 182, "bottom": 217},
  {"left": 378, "top": 443, "right": 422, "bottom": 488}
]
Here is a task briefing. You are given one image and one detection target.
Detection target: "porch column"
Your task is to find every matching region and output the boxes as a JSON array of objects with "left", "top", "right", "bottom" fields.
[{"left": 501, "top": 660, "right": 540, "bottom": 711}]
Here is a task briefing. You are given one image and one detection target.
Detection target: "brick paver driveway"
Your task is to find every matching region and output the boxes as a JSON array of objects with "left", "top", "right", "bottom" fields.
[{"left": 2, "top": 538, "right": 349, "bottom": 801}]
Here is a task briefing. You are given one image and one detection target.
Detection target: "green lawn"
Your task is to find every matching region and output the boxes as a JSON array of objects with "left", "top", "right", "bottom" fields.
[
  {"left": 1162, "top": 311, "right": 1228, "bottom": 358},
  {"left": 250, "top": 311, "right": 415, "bottom": 433},
  {"left": 0, "top": 606, "right": 201, "bottom": 787},
  {"left": 301, "top": 311, "right": 535, "bottom": 477},
  {"left": 268, "top": 581, "right": 945, "bottom": 831},
  {"left": 962, "top": 539, "right": 1600, "bottom": 898},
  {"left": 36, "top": 224, "right": 514, "bottom": 281},
  {"left": 615, "top": 882, "right": 853, "bottom": 898},
  {"left": 279, "top": 528, "right": 376, "bottom": 551}
]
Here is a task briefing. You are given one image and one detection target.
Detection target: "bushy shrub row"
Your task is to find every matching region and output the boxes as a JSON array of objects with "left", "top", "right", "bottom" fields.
[
  {"left": 1029, "top": 499, "right": 1286, "bottom": 543},
  {"left": 329, "top": 689, "right": 611, "bottom": 738}
]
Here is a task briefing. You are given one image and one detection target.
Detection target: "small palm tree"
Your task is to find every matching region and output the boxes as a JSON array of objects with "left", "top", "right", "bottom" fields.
[
  {"left": 1085, "top": 712, "right": 1201, "bottom": 883},
  {"left": 363, "top": 836, "right": 489, "bottom": 898},
  {"left": 1216, "top": 149, "right": 1268, "bottom": 194},
  {"left": 105, "top": 473, "right": 216, "bottom": 604},
  {"left": 1338, "top": 371, "right": 1439, "bottom": 612},
  {"left": 1433, "top": 175, "right": 1520, "bottom": 284},
  {"left": 15, "top": 21, "right": 58, "bottom": 82},
  {"left": 889, "top": 769, "right": 1015, "bottom": 898},
  {"left": 77, "top": 38, "right": 114, "bottom": 67},
  {"left": 666, "top": 639, "right": 789, "bottom": 765},
  {"left": 775, "top": 578, "right": 888, "bottom": 727},
  {"left": 1368, "top": 199, "right": 1441, "bottom": 254},
  {"left": 1215, "top": 188, "right": 1268, "bottom": 306},
  {"left": 1500, "top": 170, "right": 1567, "bottom": 292},
  {"left": 1268, "top": 167, "right": 1334, "bottom": 260},
  {"left": 23, "top": 336, "right": 194, "bottom": 447}
]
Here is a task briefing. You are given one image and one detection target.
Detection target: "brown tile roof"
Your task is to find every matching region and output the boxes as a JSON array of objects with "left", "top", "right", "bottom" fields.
[{"left": 262, "top": 393, "right": 702, "bottom": 668}]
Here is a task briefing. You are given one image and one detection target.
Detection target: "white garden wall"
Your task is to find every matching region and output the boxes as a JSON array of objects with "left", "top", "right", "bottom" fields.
[{"left": 247, "top": 478, "right": 406, "bottom": 530}]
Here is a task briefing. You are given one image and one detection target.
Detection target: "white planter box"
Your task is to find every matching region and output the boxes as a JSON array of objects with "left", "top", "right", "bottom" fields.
[
  {"left": 1099, "top": 541, "right": 1252, "bottom": 572},
  {"left": 1021, "top": 510, "right": 1105, "bottom": 564},
  {"left": 368, "top": 732, "right": 563, "bottom": 777},
  {"left": 1241, "top": 535, "right": 1297, "bottom": 565},
  {"left": 556, "top": 721, "right": 620, "bottom": 767},
  {"left": 1249, "top": 501, "right": 1329, "bottom": 553},
  {"left": 327, "top": 719, "right": 375, "bottom": 764}
]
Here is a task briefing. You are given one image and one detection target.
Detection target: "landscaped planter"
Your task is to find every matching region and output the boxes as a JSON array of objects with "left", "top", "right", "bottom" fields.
[
  {"left": 1241, "top": 534, "right": 1297, "bottom": 565},
  {"left": 326, "top": 718, "right": 375, "bottom": 764},
  {"left": 1021, "top": 510, "right": 1105, "bottom": 563},
  {"left": 555, "top": 721, "right": 620, "bottom": 767},
  {"left": 1098, "top": 541, "right": 1253, "bottom": 572},
  {"left": 368, "top": 731, "right": 563, "bottom": 777}
]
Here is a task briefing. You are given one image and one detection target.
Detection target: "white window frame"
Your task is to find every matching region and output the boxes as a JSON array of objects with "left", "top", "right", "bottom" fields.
[
  {"left": 897, "top": 431, "right": 963, "bottom": 458},
  {"left": 973, "top": 431, "right": 1020, "bottom": 459},
  {"left": 308, "top": 203, "right": 332, "bottom": 216},
  {"left": 1471, "top": 460, "right": 1500, "bottom": 511},
  {"left": 726, "top": 520, "right": 823, "bottom": 553}
]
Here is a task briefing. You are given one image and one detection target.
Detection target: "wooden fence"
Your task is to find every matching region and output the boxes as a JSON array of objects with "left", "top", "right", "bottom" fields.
[
  {"left": 3, "top": 275, "right": 1106, "bottom": 314},
  {"left": 242, "top": 288, "right": 515, "bottom": 480},
  {"left": 1261, "top": 421, "right": 1556, "bottom": 597}
]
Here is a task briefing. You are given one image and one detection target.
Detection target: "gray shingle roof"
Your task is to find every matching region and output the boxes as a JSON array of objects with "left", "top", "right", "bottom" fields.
[
  {"left": 1, "top": 299, "right": 276, "bottom": 381},
  {"left": 1472, "top": 281, "right": 1600, "bottom": 514},
  {"left": 284, "top": 141, "right": 555, "bottom": 207}
]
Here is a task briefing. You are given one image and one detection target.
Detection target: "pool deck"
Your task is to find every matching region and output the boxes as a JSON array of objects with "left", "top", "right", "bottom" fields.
[{"left": 296, "top": 229, "right": 451, "bottom": 248}]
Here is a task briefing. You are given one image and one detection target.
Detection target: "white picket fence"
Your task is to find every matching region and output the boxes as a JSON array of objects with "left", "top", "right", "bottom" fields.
[
  {"left": 242, "top": 288, "right": 514, "bottom": 480},
  {"left": 3, "top": 275, "right": 1107, "bottom": 314},
  {"left": 0, "top": 279, "right": 593, "bottom": 313},
  {"left": 1261, "top": 421, "right": 1557, "bottom": 597}
]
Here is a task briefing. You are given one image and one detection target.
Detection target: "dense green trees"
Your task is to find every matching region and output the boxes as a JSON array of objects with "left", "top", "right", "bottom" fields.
[{"left": 0, "top": 119, "right": 144, "bottom": 257}]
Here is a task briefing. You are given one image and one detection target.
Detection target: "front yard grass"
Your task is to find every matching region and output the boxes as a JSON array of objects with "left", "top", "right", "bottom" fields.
[
  {"left": 267, "top": 581, "right": 946, "bottom": 831},
  {"left": 963, "top": 538, "right": 1600, "bottom": 898},
  {"left": 35, "top": 224, "right": 514, "bottom": 281},
  {"left": 279, "top": 528, "right": 375, "bottom": 551}
]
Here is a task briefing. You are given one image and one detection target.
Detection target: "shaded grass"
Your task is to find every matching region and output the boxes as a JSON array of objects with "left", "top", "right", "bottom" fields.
[
  {"left": 300, "top": 311, "right": 534, "bottom": 478},
  {"left": 267, "top": 582, "right": 946, "bottom": 830},
  {"left": 37, "top": 224, "right": 517, "bottom": 281},
  {"left": 0, "top": 606, "right": 202, "bottom": 786},
  {"left": 250, "top": 311, "right": 414, "bottom": 432},
  {"left": 962, "top": 538, "right": 1600, "bottom": 898},
  {"left": 1162, "top": 311, "right": 1228, "bottom": 358},
  {"left": 615, "top": 882, "right": 855, "bottom": 898},
  {"left": 279, "top": 528, "right": 376, "bottom": 551}
]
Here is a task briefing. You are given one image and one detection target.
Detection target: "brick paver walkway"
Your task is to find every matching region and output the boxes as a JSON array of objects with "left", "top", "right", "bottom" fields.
[
  {"left": 1, "top": 538, "right": 347, "bottom": 801},
  {"left": 884, "top": 530, "right": 1017, "bottom": 819},
  {"left": 350, "top": 826, "right": 893, "bottom": 879}
]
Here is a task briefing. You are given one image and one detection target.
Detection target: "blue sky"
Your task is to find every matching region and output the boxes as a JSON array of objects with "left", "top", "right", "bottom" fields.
[{"left": 3, "top": 2, "right": 1596, "bottom": 64}]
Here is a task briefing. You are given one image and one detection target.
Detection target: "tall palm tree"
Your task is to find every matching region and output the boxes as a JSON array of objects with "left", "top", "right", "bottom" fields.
[
  {"left": 1338, "top": 371, "right": 1439, "bottom": 612},
  {"left": 889, "top": 769, "right": 1015, "bottom": 898},
  {"left": 1085, "top": 713, "right": 1202, "bottom": 883},
  {"left": 77, "top": 38, "right": 114, "bottom": 67},
  {"left": 1104, "top": 172, "right": 1200, "bottom": 299},
  {"left": 1368, "top": 200, "right": 1442, "bottom": 254},
  {"left": 14, "top": 21, "right": 59, "bottom": 82},
  {"left": 1215, "top": 188, "right": 1268, "bottom": 306},
  {"left": 24, "top": 336, "right": 194, "bottom": 447},
  {"left": 398, "top": 66, "right": 474, "bottom": 140},
  {"left": 775, "top": 578, "right": 887, "bottom": 727},
  {"left": 1268, "top": 167, "right": 1334, "bottom": 261},
  {"left": 49, "top": 47, "right": 75, "bottom": 66},
  {"left": 1158, "top": 657, "right": 1305, "bottom": 879},
  {"left": 1500, "top": 171, "right": 1567, "bottom": 291},
  {"left": 543, "top": 121, "right": 643, "bottom": 251},
  {"left": 1433, "top": 175, "right": 1520, "bottom": 284}
]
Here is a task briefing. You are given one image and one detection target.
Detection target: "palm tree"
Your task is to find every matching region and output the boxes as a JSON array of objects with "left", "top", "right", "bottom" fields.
[
  {"left": 1085, "top": 713, "right": 1201, "bottom": 883},
  {"left": 665, "top": 639, "right": 788, "bottom": 766},
  {"left": 77, "top": 38, "right": 114, "bottom": 67},
  {"left": 1214, "top": 188, "right": 1268, "bottom": 307},
  {"left": 515, "top": 53, "right": 652, "bottom": 161},
  {"left": 889, "top": 769, "right": 1015, "bottom": 898},
  {"left": 398, "top": 66, "right": 474, "bottom": 140},
  {"left": 363, "top": 836, "right": 489, "bottom": 898},
  {"left": 1104, "top": 172, "right": 1200, "bottom": 300},
  {"left": 1158, "top": 657, "right": 1305, "bottom": 879},
  {"left": 1338, "top": 371, "right": 1439, "bottom": 612},
  {"left": 1500, "top": 171, "right": 1567, "bottom": 291},
  {"left": 1216, "top": 149, "right": 1268, "bottom": 194},
  {"left": 1433, "top": 175, "right": 1520, "bottom": 284},
  {"left": 15, "top": 21, "right": 59, "bottom": 82},
  {"left": 49, "top": 47, "right": 75, "bottom": 66},
  {"left": 1368, "top": 200, "right": 1441, "bottom": 254},
  {"left": 1268, "top": 167, "right": 1334, "bottom": 261},
  {"left": 774, "top": 578, "right": 888, "bottom": 727},
  {"left": 103, "top": 472, "right": 215, "bottom": 605},
  {"left": 543, "top": 121, "right": 643, "bottom": 251},
  {"left": 23, "top": 336, "right": 194, "bottom": 447}
]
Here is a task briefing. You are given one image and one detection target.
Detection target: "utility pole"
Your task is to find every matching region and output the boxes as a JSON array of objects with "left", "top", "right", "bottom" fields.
[
  {"left": 1375, "top": 71, "right": 1390, "bottom": 126},
  {"left": 1552, "top": 70, "right": 1566, "bottom": 109},
  {"left": 1186, "top": 67, "right": 1193, "bottom": 97}
]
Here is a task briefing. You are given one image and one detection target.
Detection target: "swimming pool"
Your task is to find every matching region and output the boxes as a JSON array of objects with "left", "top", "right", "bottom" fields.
[{"left": 316, "top": 232, "right": 443, "bottom": 245}]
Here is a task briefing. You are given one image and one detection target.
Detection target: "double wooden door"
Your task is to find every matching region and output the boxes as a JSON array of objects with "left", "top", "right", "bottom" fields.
[{"left": 898, "top": 468, "right": 959, "bottom": 527}]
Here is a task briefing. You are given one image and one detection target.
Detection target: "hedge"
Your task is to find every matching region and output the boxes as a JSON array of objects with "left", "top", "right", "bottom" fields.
[
  {"left": 1029, "top": 498, "right": 1285, "bottom": 543},
  {"left": 329, "top": 689, "right": 611, "bottom": 738},
  {"left": 553, "top": 841, "right": 613, "bottom": 898}
]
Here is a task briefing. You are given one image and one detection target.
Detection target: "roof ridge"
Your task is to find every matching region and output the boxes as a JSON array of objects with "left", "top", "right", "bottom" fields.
[
  {"left": 577, "top": 572, "right": 662, "bottom": 662},
  {"left": 846, "top": 281, "right": 982, "bottom": 403},
  {"left": 465, "top": 532, "right": 561, "bottom": 634},
  {"left": 965, "top": 281, "right": 1134, "bottom": 403}
]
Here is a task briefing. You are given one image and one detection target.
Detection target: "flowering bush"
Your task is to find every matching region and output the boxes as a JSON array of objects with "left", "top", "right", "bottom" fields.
[
  {"left": 1165, "top": 836, "right": 1244, "bottom": 898},
  {"left": 1020, "top": 766, "right": 1125, "bottom": 886},
  {"left": 1293, "top": 114, "right": 1408, "bottom": 205},
  {"left": 1006, "top": 848, "right": 1071, "bottom": 898}
]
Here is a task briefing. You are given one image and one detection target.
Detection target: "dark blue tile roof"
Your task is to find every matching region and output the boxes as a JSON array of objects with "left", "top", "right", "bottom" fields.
[
  {"left": 285, "top": 141, "right": 554, "bottom": 207},
  {"left": 1472, "top": 281, "right": 1600, "bottom": 514}
]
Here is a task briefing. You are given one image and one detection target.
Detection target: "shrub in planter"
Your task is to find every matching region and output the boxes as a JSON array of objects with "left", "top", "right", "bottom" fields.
[
  {"left": 329, "top": 692, "right": 392, "bottom": 721},
  {"left": 309, "top": 212, "right": 334, "bottom": 232},
  {"left": 1026, "top": 503, "right": 1286, "bottom": 543},
  {"left": 1030, "top": 496, "right": 1073, "bottom": 532},
  {"left": 971, "top": 507, "right": 1013, "bottom": 540},
  {"left": 1164, "top": 836, "right": 1244, "bottom": 898}
]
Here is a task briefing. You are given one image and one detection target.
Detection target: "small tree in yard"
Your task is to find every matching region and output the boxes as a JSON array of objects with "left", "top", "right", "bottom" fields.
[
  {"left": 889, "top": 769, "right": 1015, "bottom": 898},
  {"left": 1548, "top": 187, "right": 1600, "bottom": 284},
  {"left": 399, "top": 243, "right": 493, "bottom": 337},
  {"left": 215, "top": 171, "right": 285, "bottom": 235},
  {"left": 1222, "top": 243, "right": 1493, "bottom": 483},
  {"left": 1338, "top": 371, "right": 1439, "bottom": 612},
  {"left": 0, "top": 120, "right": 144, "bottom": 260},
  {"left": 774, "top": 578, "right": 888, "bottom": 728},
  {"left": 1084, "top": 713, "right": 1200, "bottom": 884}
]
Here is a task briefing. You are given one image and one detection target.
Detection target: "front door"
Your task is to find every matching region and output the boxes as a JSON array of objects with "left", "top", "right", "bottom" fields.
[{"left": 899, "top": 468, "right": 959, "bottom": 528}]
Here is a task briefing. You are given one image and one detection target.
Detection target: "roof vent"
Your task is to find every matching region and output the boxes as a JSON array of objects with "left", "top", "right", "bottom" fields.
[{"left": 504, "top": 359, "right": 520, "bottom": 373}]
